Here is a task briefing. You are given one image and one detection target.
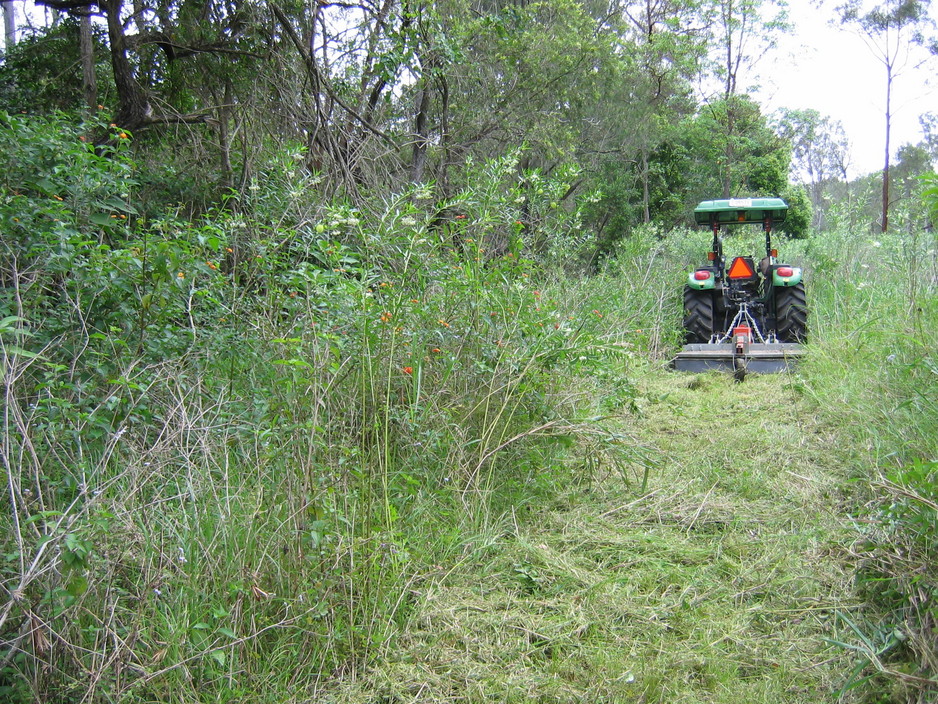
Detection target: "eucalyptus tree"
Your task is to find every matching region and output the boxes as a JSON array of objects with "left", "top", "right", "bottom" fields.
[
  {"left": 34, "top": 0, "right": 261, "bottom": 133},
  {"left": 3, "top": 0, "right": 15, "bottom": 49},
  {"left": 703, "top": 0, "right": 788, "bottom": 197},
  {"left": 615, "top": 0, "right": 711, "bottom": 221},
  {"left": 921, "top": 112, "right": 938, "bottom": 157},
  {"left": 772, "top": 108, "right": 850, "bottom": 227},
  {"left": 680, "top": 93, "right": 791, "bottom": 201},
  {"left": 836, "top": 0, "right": 938, "bottom": 232}
]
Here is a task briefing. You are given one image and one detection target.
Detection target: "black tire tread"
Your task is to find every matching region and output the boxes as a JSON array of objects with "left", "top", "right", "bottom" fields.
[
  {"left": 683, "top": 287, "right": 714, "bottom": 344},
  {"left": 775, "top": 282, "right": 807, "bottom": 342}
]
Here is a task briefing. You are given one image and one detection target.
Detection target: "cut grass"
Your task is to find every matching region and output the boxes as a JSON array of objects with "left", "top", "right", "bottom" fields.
[{"left": 324, "top": 371, "right": 862, "bottom": 703}]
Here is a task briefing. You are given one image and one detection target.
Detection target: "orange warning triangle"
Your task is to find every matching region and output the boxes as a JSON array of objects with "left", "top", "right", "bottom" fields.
[{"left": 728, "top": 257, "right": 755, "bottom": 279}]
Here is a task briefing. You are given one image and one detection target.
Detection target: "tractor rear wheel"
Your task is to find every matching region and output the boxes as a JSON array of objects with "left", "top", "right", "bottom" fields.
[
  {"left": 775, "top": 282, "right": 807, "bottom": 342},
  {"left": 683, "top": 287, "right": 714, "bottom": 344}
]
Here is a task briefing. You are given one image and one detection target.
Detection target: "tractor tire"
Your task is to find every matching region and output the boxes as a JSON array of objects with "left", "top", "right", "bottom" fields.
[
  {"left": 775, "top": 282, "right": 807, "bottom": 342},
  {"left": 683, "top": 287, "right": 714, "bottom": 344}
]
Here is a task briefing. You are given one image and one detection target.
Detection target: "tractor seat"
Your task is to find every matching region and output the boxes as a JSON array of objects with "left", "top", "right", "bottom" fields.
[{"left": 759, "top": 256, "right": 772, "bottom": 280}]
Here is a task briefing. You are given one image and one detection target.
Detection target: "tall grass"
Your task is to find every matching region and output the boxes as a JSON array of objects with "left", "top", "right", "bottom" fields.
[
  {"left": 5, "top": 112, "right": 934, "bottom": 703},
  {"left": 0, "top": 118, "right": 664, "bottom": 702},
  {"left": 801, "top": 220, "right": 938, "bottom": 700}
]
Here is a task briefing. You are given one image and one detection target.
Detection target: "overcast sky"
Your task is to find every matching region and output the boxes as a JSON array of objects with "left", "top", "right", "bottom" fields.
[{"left": 756, "top": 0, "right": 937, "bottom": 178}]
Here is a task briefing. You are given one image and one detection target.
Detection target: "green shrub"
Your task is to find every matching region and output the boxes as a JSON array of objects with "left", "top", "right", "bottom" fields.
[{"left": 0, "top": 119, "right": 644, "bottom": 702}]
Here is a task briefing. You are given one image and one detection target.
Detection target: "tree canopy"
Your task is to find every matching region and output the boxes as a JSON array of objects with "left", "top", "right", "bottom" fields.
[{"left": 0, "top": 0, "right": 933, "bottom": 237}]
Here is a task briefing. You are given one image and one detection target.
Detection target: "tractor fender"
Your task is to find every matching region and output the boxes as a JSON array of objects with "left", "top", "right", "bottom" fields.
[
  {"left": 687, "top": 269, "right": 716, "bottom": 290},
  {"left": 772, "top": 266, "right": 803, "bottom": 287}
]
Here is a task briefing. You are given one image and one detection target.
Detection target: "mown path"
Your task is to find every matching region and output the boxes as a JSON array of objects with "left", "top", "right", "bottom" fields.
[{"left": 330, "top": 370, "right": 861, "bottom": 703}]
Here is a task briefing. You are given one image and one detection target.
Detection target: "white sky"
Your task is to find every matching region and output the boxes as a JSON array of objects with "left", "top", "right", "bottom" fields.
[{"left": 756, "top": 0, "right": 938, "bottom": 178}]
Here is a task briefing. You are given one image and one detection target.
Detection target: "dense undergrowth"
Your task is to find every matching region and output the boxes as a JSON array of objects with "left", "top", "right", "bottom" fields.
[
  {"left": 1, "top": 112, "right": 936, "bottom": 702},
  {"left": 800, "top": 221, "right": 938, "bottom": 701}
]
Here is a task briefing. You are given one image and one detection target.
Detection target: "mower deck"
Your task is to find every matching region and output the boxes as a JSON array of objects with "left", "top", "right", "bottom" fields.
[{"left": 672, "top": 342, "right": 806, "bottom": 374}]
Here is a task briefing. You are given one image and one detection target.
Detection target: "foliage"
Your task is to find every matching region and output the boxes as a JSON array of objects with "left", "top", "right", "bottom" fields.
[
  {"left": 835, "top": 0, "right": 938, "bottom": 232},
  {"left": 2, "top": 105, "right": 938, "bottom": 703},
  {"left": 679, "top": 95, "right": 792, "bottom": 203},
  {"left": 922, "top": 171, "right": 938, "bottom": 224},
  {"left": 0, "top": 113, "right": 639, "bottom": 703},
  {"left": 778, "top": 183, "right": 813, "bottom": 239},
  {"left": 0, "top": 20, "right": 112, "bottom": 114},
  {"left": 802, "top": 222, "right": 938, "bottom": 699}
]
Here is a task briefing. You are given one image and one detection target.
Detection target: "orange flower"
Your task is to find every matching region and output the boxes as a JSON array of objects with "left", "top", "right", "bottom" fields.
[
  {"left": 593, "top": 310, "right": 603, "bottom": 318},
  {"left": 431, "top": 347, "right": 441, "bottom": 353},
  {"left": 438, "top": 319, "right": 450, "bottom": 328},
  {"left": 177, "top": 272, "right": 185, "bottom": 279},
  {"left": 206, "top": 261, "right": 217, "bottom": 270},
  {"left": 403, "top": 366, "right": 413, "bottom": 375},
  {"left": 380, "top": 312, "right": 392, "bottom": 323}
]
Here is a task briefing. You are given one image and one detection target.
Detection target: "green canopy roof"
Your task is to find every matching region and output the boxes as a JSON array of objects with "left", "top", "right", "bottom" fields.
[{"left": 693, "top": 198, "right": 788, "bottom": 226}]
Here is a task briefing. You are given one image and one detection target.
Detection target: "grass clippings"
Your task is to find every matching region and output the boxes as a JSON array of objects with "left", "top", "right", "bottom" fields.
[{"left": 324, "top": 371, "right": 863, "bottom": 703}]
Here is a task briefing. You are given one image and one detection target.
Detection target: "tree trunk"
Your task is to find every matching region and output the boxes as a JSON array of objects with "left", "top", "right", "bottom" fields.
[
  {"left": 2, "top": 0, "right": 15, "bottom": 49},
  {"left": 410, "top": 81, "right": 431, "bottom": 184},
  {"left": 438, "top": 72, "right": 451, "bottom": 199},
  {"left": 101, "top": 0, "right": 151, "bottom": 131},
  {"left": 641, "top": 150, "right": 651, "bottom": 223},
  {"left": 723, "top": 105, "right": 734, "bottom": 199},
  {"left": 80, "top": 12, "right": 97, "bottom": 110},
  {"left": 219, "top": 80, "right": 233, "bottom": 189},
  {"left": 881, "top": 64, "right": 892, "bottom": 234}
]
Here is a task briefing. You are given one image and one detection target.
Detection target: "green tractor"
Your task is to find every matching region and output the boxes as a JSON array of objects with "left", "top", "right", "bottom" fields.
[{"left": 673, "top": 198, "right": 807, "bottom": 378}]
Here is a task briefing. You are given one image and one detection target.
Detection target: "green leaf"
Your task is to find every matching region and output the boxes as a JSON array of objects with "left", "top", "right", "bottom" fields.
[
  {"left": 273, "top": 359, "right": 312, "bottom": 368},
  {"left": 25, "top": 511, "right": 64, "bottom": 524},
  {"left": 4, "top": 346, "right": 41, "bottom": 359},
  {"left": 0, "top": 316, "right": 28, "bottom": 333},
  {"left": 65, "top": 575, "right": 88, "bottom": 597},
  {"left": 90, "top": 212, "right": 117, "bottom": 227}
]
